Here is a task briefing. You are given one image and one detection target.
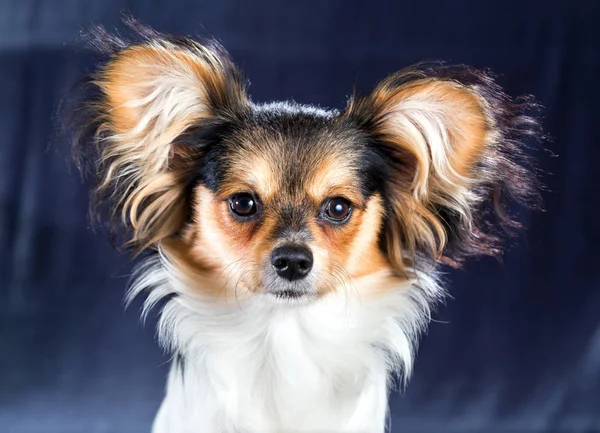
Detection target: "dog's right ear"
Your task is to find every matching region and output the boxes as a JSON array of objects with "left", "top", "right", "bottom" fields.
[
  {"left": 345, "top": 64, "right": 540, "bottom": 274},
  {"left": 67, "top": 21, "right": 249, "bottom": 251}
]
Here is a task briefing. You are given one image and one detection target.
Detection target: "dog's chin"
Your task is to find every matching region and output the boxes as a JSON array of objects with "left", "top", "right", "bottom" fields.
[
  {"left": 261, "top": 281, "right": 319, "bottom": 307},
  {"left": 263, "top": 290, "right": 318, "bottom": 307}
]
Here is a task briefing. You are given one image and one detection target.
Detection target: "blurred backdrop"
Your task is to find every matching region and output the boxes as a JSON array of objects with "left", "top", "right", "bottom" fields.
[{"left": 1, "top": 1, "right": 598, "bottom": 432}]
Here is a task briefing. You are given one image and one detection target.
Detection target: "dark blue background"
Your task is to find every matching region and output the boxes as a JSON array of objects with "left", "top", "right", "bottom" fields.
[{"left": 1, "top": 1, "right": 599, "bottom": 432}]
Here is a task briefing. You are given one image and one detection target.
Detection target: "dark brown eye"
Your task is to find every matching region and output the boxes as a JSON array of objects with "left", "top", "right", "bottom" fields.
[
  {"left": 324, "top": 197, "right": 352, "bottom": 222},
  {"left": 229, "top": 193, "right": 257, "bottom": 218}
]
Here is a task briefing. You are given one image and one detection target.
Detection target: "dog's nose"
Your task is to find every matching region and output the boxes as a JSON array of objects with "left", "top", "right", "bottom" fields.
[{"left": 270, "top": 245, "right": 313, "bottom": 281}]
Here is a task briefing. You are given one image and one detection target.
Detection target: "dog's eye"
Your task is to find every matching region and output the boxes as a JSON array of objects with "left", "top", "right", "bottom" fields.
[
  {"left": 323, "top": 197, "right": 352, "bottom": 223},
  {"left": 229, "top": 193, "right": 257, "bottom": 218}
]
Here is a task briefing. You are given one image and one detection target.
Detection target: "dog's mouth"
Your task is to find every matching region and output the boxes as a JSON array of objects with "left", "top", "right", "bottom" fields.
[
  {"left": 261, "top": 265, "right": 319, "bottom": 305},
  {"left": 263, "top": 284, "right": 318, "bottom": 305},
  {"left": 274, "top": 289, "right": 305, "bottom": 299}
]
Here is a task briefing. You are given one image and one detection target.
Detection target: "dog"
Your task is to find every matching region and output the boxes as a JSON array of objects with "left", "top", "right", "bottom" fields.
[{"left": 66, "top": 19, "right": 540, "bottom": 433}]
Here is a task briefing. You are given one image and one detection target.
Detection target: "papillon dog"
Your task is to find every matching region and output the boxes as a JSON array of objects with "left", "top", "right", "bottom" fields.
[{"left": 66, "top": 19, "right": 540, "bottom": 433}]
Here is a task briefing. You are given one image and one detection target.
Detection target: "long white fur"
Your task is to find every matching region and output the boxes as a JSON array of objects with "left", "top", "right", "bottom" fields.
[{"left": 127, "top": 248, "right": 444, "bottom": 433}]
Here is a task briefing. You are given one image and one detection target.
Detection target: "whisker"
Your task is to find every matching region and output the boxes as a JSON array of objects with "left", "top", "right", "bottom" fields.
[
  {"left": 328, "top": 260, "right": 359, "bottom": 316},
  {"left": 214, "top": 258, "right": 244, "bottom": 285},
  {"left": 215, "top": 259, "right": 246, "bottom": 304},
  {"left": 233, "top": 265, "right": 259, "bottom": 313},
  {"left": 331, "top": 260, "right": 359, "bottom": 301}
]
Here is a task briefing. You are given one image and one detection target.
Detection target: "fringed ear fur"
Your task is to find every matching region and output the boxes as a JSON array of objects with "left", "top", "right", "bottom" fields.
[
  {"left": 346, "top": 64, "right": 541, "bottom": 274},
  {"left": 66, "top": 19, "right": 248, "bottom": 252}
]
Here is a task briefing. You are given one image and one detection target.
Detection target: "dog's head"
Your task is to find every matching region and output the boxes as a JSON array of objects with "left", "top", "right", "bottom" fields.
[{"left": 69, "top": 22, "right": 539, "bottom": 304}]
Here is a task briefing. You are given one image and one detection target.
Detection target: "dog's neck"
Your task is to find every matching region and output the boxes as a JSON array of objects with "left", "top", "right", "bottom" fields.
[{"left": 129, "top": 253, "right": 442, "bottom": 433}]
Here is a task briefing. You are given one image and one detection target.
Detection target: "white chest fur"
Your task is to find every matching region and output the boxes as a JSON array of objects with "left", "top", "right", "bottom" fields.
[{"left": 130, "top": 256, "right": 441, "bottom": 433}]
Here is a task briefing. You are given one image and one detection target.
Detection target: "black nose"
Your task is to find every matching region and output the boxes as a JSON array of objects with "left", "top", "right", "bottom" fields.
[{"left": 270, "top": 245, "right": 313, "bottom": 281}]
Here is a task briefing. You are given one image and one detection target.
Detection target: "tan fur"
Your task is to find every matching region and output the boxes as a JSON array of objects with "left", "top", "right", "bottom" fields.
[
  {"left": 218, "top": 153, "right": 280, "bottom": 201},
  {"left": 307, "top": 153, "right": 364, "bottom": 207},
  {"left": 343, "top": 194, "right": 388, "bottom": 278},
  {"left": 372, "top": 79, "right": 488, "bottom": 185}
]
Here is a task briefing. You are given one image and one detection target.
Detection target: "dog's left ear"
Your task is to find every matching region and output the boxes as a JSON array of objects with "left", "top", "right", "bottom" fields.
[{"left": 346, "top": 65, "right": 540, "bottom": 273}]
